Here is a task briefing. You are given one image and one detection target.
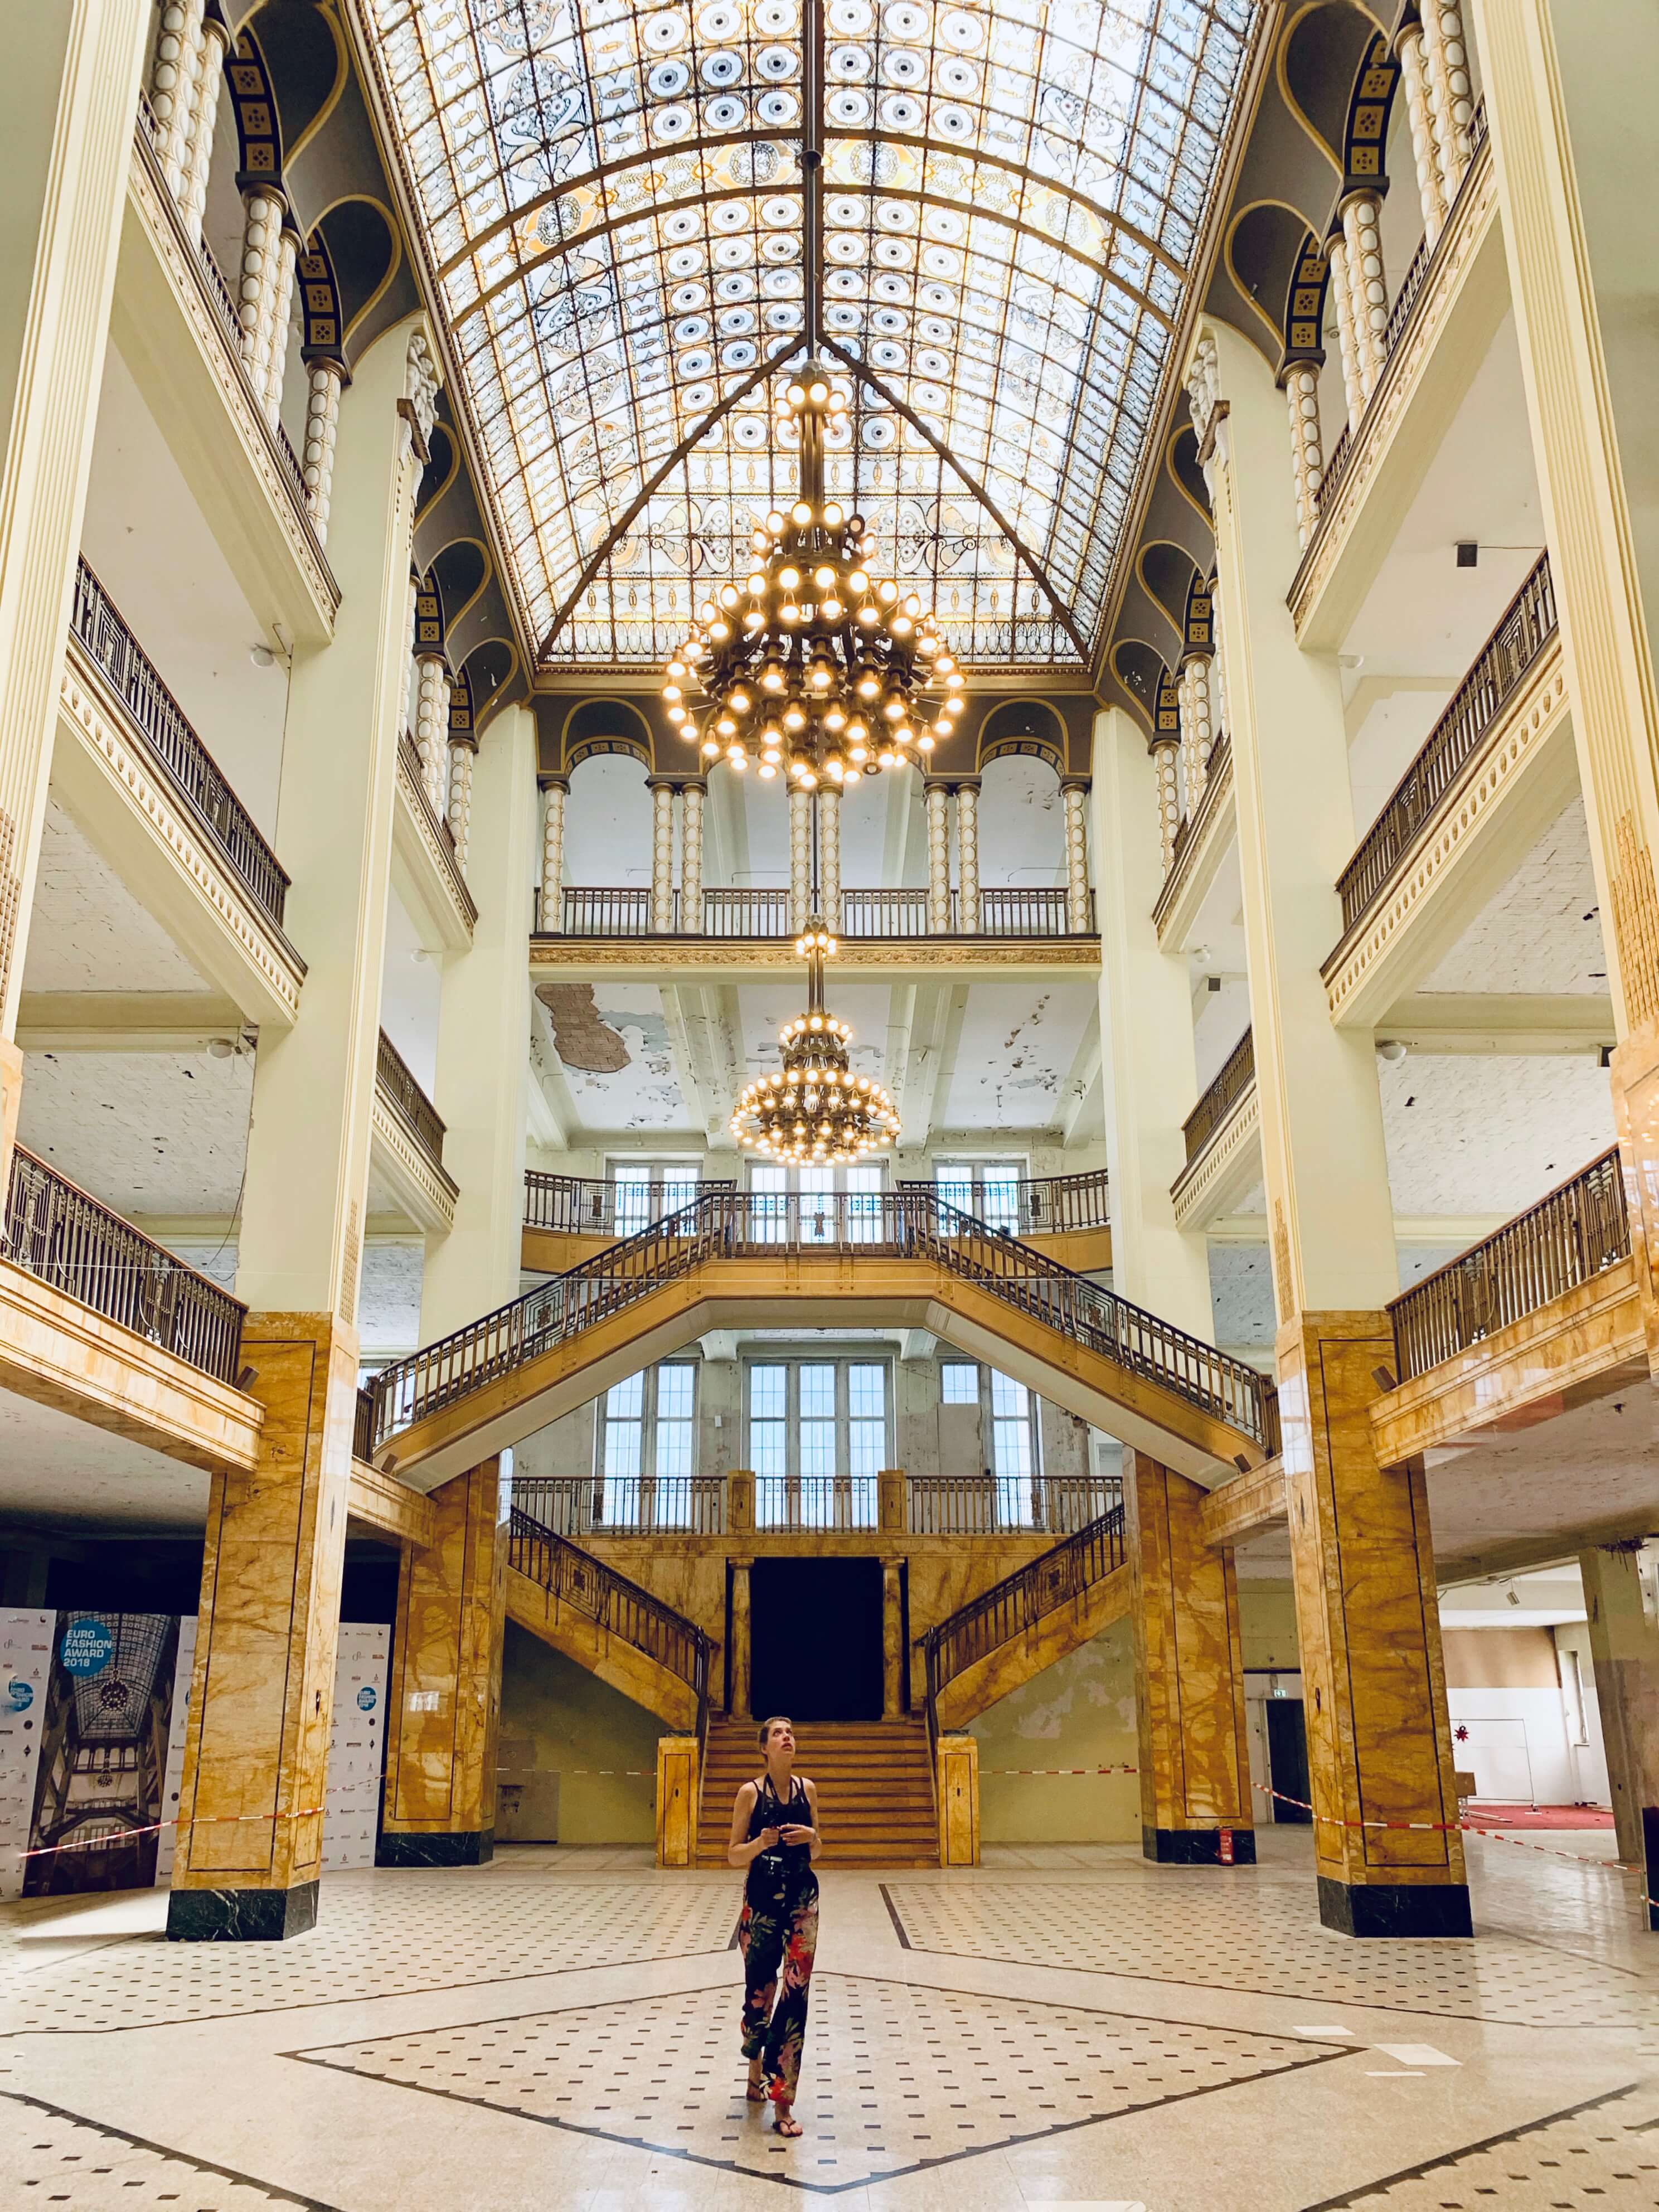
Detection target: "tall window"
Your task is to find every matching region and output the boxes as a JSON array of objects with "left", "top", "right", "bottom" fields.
[
  {"left": 746, "top": 1161, "right": 886, "bottom": 1243},
  {"left": 746, "top": 1356, "right": 889, "bottom": 1525},
  {"left": 933, "top": 1157, "right": 1026, "bottom": 1233},
  {"left": 594, "top": 1362, "right": 698, "bottom": 1522},
  {"left": 940, "top": 1359, "right": 1044, "bottom": 1524},
  {"left": 608, "top": 1160, "right": 702, "bottom": 1237}
]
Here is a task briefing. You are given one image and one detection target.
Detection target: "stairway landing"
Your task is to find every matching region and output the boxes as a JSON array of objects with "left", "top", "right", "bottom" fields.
[{"left": 697, "top": 1719, "right": 939, "bottom": 1869}]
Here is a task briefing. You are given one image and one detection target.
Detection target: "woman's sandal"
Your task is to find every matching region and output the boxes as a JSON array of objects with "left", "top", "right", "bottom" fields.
[
  {"left": 774, "top": 2111, "right": 803, "bottom": 2138},
  {"left": 744, "top": 2072, "right": 767, "bottom": 2103}
]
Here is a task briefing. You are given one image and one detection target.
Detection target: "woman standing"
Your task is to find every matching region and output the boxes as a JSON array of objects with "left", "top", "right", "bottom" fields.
[{"left": 727, "top": 1714, "right": 820, "bottom": 2138}]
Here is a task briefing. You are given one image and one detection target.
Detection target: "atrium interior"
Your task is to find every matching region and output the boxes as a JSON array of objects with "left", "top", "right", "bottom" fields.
[{"left": 0, "top": 1, "right": 1655, "bottom": 2206}]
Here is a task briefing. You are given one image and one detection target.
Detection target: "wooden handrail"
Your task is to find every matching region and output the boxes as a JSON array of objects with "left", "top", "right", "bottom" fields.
[
  {"left": 522, "top": 1171, "right": 732, "bottom": 1235},
  {"left": 372, "top": 1189, "right": 1277, "bottom": 1458},
  {"left": 1388, "top": 1146, "right": 1629, "bottom": 1381},
  {"left": 1182, "top": 1028, "right": 1254, "bottom": 1162},
  {"left": 923, "top": 1503, "right": 1126, "bottom": 1707},
  {"left": 545, "top": 886, "right": 1095, "bottom": 940},
  {"left": 376, "top": 1030, "right": 446, "bottom": 1170},
  {"left": 2, "top": 1144, "right": 245, "bottom": 1384},
  {"left": 513, "top": 1474, "right": 726, "bottom": 1536},
  {"left": 508, "top": 1505, "right": 710, "bottom": 1715},
  {"left": 901, "top": 1168, "right": 1112, "bottom": 1236}
]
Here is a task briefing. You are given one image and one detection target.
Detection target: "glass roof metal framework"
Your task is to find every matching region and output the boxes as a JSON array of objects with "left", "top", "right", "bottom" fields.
[{"left": 368, "top": 0, "right": 1253, "bottom": 671}]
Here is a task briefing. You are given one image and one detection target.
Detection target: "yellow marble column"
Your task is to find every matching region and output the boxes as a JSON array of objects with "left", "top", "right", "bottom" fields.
[
  {"left": 881, "top": 1557, "right": 904, "bottom": 1720},
  {"left": 379, "top": 1460, "right": 506, "bottom": 1865},
  {"left": 1469, "top": 0, "right": 1659, "bottom": 1376},
  {"left": 166, "top": 1314, "right": 356, "bottom": 1939},
  {"left": 0, "top": 0, "right": 149, "bottom": 1177},
  {"left": 729, "top": 1556, "right": 753, "bottom": 1719},
  {"left": 1191, "top": 318, "right": 1469, "bottom": 1936},
  {"left": 1578, "top": 1541, "right": 1659, "bottom": 1890},
  {"left": 1126, "top": 1454, "right": 1254, "bottom": 1862}
]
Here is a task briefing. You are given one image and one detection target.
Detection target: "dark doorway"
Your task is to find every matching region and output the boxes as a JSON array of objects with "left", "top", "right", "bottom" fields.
[
  {"left": 750, "top": 1559, "right": 883, "bottom": 1722},
  {"left": 1265, "top": 1697, "right": 1312, "bottom": 1823}
]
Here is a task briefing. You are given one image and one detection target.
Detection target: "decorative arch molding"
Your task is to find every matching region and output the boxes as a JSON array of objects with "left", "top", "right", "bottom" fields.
[
  {"left": 464, "top": 640, "right": 522, "bottom": 734},
  {"left": 429, "top": 536, "right": 491, "bottom": 640},
  {"left": 1166, "top": 422, "right": 1212, "bottom": 526},
  {"left": 1342, "top": 31, "right": 1401, "bottom": 195},
  {"left": 415, "top": 570, "right": 446, "bottom": 659},
  {"left": 1111, "top": 641, "right": 1165, "bottom": 738},
  {"left": 297, "top": 227, "right": 345, "bottom": 366},
  {"left": 1282, "top": 229, "right": 1331, "bottom": 370},
  {"left": 976, "top": 699, "right": 1066, "bottom": 774},
  {"left": 1154, "top": 666, "right": 1181, "bottom": 739},
  {"left": 1183, "top": 571, "right": 1216, "bottom": 659},
  {"left": 310, "top": 193, "right": 402, "bottom": 355},
  {"left": 448, "top": 667, "right": 473, "bottom": 743},
  {"left": 415, "top": 424, "right": 460, "bottom": 520},
  {"left": 246, "top": 0, "right": 347, "bottom": 172},
  {"left": 1138, "top": 540, "right": 1201, "bottom": 632},
  {"left": 226, "top": 30, "right": 283, "bottom": 192},
  {"left": 561, "top": 697, "right": 656, "bottom": 773}
]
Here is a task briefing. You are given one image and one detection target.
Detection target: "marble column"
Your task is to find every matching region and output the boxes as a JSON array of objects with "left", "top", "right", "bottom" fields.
[
  {"left": 1579, "top": 1542, "right": 1659, "bottom": 1889},
  {"left": 447, "top": 734, "right": 477, "bottom": 874},
  {"left": 395, "top": 571, "right": 418, "bottom": 748},
  {"left": 379, "top": 1461, "right": 507, "bottom": 1867},
  {"left": 679, "top": 777, "right": 705, "bottom": 935},
  {"left": 955, "top": 779, "right": 981, "bottom": 934},
  {"left": 1396, "top": 21, "right": 1449, "bottom": 245},
  {"left": 419, "top": 702, "right": 537, "bottom": 1343},
  {"left": 818, "top": 784, "right": 841, "bottom": 933},
  {"left": 0, "top": 0, "right": 150, "bottom": 1182},
  {"left": 1325, "top": 232, "right": 1366, "bottom": 431},
  {"left": 1176, "top": 657, "right": 1211, "bottom": 819},
  {"left": 1340, "top": 191, "right": 1389, "bottom": 401},
  {"left": 1421, "top": 0, "right": 1475, "bottom": 202},
  {"left": 1281, "top": 362, "right": 1326, "bottom": 547},
  {"left": 261, "top": 214, "right": 299, "bottom": 428},
  {"left": 1151, "top": 737, "right": 1182, "bottom": 874},
  {"left": 649, "top": 776, "right": 677, "bottom": 933},
  {"left": 413, "top": 652, "right": 448, "bottom": 816},
  {"left": 538, "top": 773, "right": 567, "bottom": 934},
  {"left": 1190, "top": 319, "right": 1467, "bottom": 1937},
  {"left": 881, "top": 1557, "right": 904, "bottom": 1721},
  {"left": 729, "top": 1558, "right": 753, "bottom": 1719},
  {"left": 1061, "top": 779, "right": 1091, "bottom": 933},
  {"left": 235, "top": 186, "right": 288, "bottom": 408},
  {"left": 149, "top": 0, "right": 205, "bottom": 191},
  {"left": 925, "top": 781, "right": 952, "bottom": 932},
  {"left": 176, "top": 14, "right": 227, "bottom": 243},
  {"left": 788, "top": 784, "right": 812, "bottom": 933},
  {"left": 1126, "top": 1454, "right": 1254, "bottom": 1862},
  {"left": 300, "top": 358, "right": 345, "bottom": 543}
]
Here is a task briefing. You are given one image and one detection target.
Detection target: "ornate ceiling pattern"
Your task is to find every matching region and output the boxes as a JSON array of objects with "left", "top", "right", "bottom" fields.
[{"left": 363, "top": 0, "right": 1254, "bottom": 670}]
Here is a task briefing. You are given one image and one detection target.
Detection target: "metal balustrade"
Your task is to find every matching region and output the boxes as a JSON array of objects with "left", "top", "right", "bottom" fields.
[
  {"left": 70, "top": 559, "right": 292, "bottom": 935},
  {"left": 523, "top": 1168, "right": 1104, "bottom": 1242},
  {"left": 513, "top": 1475, "right": 726, "bottom": 1537},
  {"left": 523, "top": 1171, "right": 731, "bottom": 1236},
  {"left": 756, "top": 1475, "right": 879, "bottom": 1531},
  {"left": 1389, "top": 1147, "right": 1629, "bottom": 1382},
  {"left": 547, "top": 885, "right": 1095, "bottom": 940},
  {"left": 923, "top": 1505, "right": 1126, "bottom": 1705},
  {"left": 907, "top": 1474, "right": 1120, "bottom": 1537},
  {"left": 904, "top": 1169, "right": 1112, "bottom": 1237},
  {"left": 3, "top": 1146, "right": 245, "bottom": 1384},
  {"left": 371, "top": 1189, "right": 1277, "bottom": 1458},
  {"left": 1335, "top": 556, "right": 1558, "bottom": 936},
  {"left": 508, "top": 1506, "right": 710, "bottom": 1709},
  {"left": 376, "top": 1031, "right": 447, "bottom": 1173},
  {"left": 354, "top": 1386, "right": 376, "bottom": 1463},
  {"left": 1182, "top": 1029, "right": 1255, "bottom": 1163}
]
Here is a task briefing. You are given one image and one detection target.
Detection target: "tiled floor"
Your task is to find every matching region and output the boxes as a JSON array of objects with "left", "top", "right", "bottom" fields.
[{"left": 0, "top": 1832, "right": 1653, "bottom": 2210}]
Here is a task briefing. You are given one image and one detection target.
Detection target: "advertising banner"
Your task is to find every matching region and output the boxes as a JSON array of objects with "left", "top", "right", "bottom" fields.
[{"left": 0, "top": 1610, "right": 55, "bottom": 1901}]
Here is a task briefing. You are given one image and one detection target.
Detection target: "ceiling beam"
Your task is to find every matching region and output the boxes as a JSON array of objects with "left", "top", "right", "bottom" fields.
[
  {"left": 16, "top": 992, "right": 248, "bottom": 1054},
  {"left": 1060, "top": 1028, "right": 1104, "bottom": 1149},
  {"left": 527, "top": 1000, "right": 576, "bottom": 1150},
  {"left": 1377, "top": 992, "right": 1616, "bottom": 1055}
]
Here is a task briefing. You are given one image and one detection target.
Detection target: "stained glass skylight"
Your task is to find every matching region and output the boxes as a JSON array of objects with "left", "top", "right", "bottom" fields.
[{"left": 363, "top": 0, "right": 1255, "bottom": 669}]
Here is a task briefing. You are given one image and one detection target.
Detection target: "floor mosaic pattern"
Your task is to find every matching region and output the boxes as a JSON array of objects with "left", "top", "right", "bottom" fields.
[
  {"left": 0, "top": 2092, "right": 334, "bottom": 2210},
  {"left": 1307, "top": 2083, "right": 1659, "bottom": 2209}
]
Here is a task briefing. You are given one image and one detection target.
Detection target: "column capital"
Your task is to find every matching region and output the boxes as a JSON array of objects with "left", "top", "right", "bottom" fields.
[
  {"left": 535, "top": 770, "right": 570, "bottom": 793},
  {"left": 1058, "top": 773, "right": 1092, "bottom": 792}
]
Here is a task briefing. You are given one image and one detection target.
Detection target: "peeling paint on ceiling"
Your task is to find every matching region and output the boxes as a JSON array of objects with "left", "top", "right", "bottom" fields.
[{"left": 535, "top": 984, "right": 630, "bottom": 1074}]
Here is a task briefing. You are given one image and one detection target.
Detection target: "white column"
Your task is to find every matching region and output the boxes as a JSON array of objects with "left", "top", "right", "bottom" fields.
[
  {"left": 1325, "top": 233, "right": 1365, "bottom": 431},
  {"left": 1421, "top": 0, "right": 1474, "bottom": 202},
  {"left": 301, "top": 358, "right": 344, "bottom": 542},
  {"left": 955, "top": 780, "right": 980, "bottom": 934},
  {"left": 1397, "top": 21, "right": 1449, "bottom": 245},
  {"left": 176, "top": 15, "right": 226, "bottom": 243},
  {"left": 818, "top": 784, "right": 841, "bottom": 932},
  {"left": 1209, "top": 589, "right": 1230, "bottom": 740},
  {"left": 395, "top": 571, "right": 418, "bottom": 744},
  {"left": 413, "top": 653, "right": 448, "bottom": 816},
  {"left": 447, "top": 737, "right": 477, "bottom": 875},
  {"left": 1340, "top": 191, "right": 1389, "bottom": 401},
  {"left": 925, "top": 781, "right": 952, "bottom": 932},
  {"left": 0, "top": 0, "right": 150, "bottom": 1175},
  {"left": 680, "top": 777, "right": 705, "bottom": 935},
  {"left": 262, "top": 216, "right": 299, "bottom": 427},
  {"left": 1151, "top": 739, "right": 1182, "bottom": 875},
  {"left": 235, "top": 319, "right": 439, "bottom": 1320},
  {"left": 1090, "top": 708, "right": 1214, "bottom": 1328},
  {"left": 788, "top": 783, "right": 812, "bottom": 932},
  {"left": 149, "top": 0, "right": 205, "bottom": 191},
  {"left": 1176, "top": 657, "right": 1211, "bottom": 818},
  {"left": 236, "top": 186, "right": 287, "bottom": 400},
  {"left": 650, "top": 777, "right": 676, "bottom": 933},
  {"left": 1281, "top": 362, "right": 1325, "bottom": 547},
  {"left": 1060, "top": 780, "right": 1091, "bottom": 934},
  {"left": 538, "top": 774, "right": 567, "bottom": 933},
  {"left": 420, "top": 702, "right": 538, "bottom": 1337}
]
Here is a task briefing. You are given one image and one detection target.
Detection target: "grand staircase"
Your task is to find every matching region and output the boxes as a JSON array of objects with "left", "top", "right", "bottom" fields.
[{"left": 696, "top": 1717, "right": 939, "bottom": 1869}]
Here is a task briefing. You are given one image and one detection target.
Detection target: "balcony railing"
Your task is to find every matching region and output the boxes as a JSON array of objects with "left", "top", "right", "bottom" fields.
[
  {"left": 354, "top": 1386, "right": 376, "bottom": 1463},
  {"left": 513, "top": 1474, "right": 726, "bottom": 1537},
  {"left": 1182, "top": 1029, "right": 1255, "bottom": 1163},
  {"left": 924, "top": 1505, "right": 1126, "bottom": 1705},
  {"left": 544, "top": 885, "right": 1095, "bottom": 940},
  {"left": 70, "top": 559, "right": 292, "bottom": 936},
  {"left": 376, "top": 1031, "right": 447, "bottom": 1173},
  {"left": 2, "top": 1146, "right": 245, "bottom": 1384},
  {"left": 908, "top": 1473, "right": 1120, "bottom": 1536},
  {"left": 508, "top": 1506, "right": 710, "bottom": 1711},
  {"left": 397, "top": 731, "right": 477, "bottom": 923},
  {"left": 1389, "top": 1147, "right": 1630, "bottom": 1383},
  {"left": 1335, "top": 556, "right": 1558, "bottom": 938},
  {"left": 523, "top": 1171, "right": 731, "bottom": 1236},
  {"left": 909, "top": 1169, "right": 1112, "bottom": 1238},
  {"left": 1166, "top": 730, "right": 1231, "bottom": 883}
]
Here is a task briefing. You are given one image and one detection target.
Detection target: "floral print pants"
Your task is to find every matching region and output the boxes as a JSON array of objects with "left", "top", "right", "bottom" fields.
[{"left": 738, "top": 1879, "right": 819, "bottom": 2103}]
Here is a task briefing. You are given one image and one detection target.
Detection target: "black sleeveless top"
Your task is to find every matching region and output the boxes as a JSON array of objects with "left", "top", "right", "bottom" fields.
[{"left": 744, "top": 1772, "right": 817, "bottom": 1906}]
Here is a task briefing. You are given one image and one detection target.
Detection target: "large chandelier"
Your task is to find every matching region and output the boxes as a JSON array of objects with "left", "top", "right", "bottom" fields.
[
  {"left": 730, "top": 923, "right": 900, "bottom": 1165},
  {"left": 661, "top": 366, "right": 966, "bottom": 787}
]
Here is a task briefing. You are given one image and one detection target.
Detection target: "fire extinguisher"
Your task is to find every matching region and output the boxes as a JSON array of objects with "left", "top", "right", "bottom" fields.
[{"left": 1218, "top": 1827, "right": 1234, "bottom": 1864}]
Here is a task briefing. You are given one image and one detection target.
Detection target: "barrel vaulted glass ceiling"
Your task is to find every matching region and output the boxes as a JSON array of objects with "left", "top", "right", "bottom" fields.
[{"left": 363, "top": 0, "right": 1254, "bottom": 670}]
